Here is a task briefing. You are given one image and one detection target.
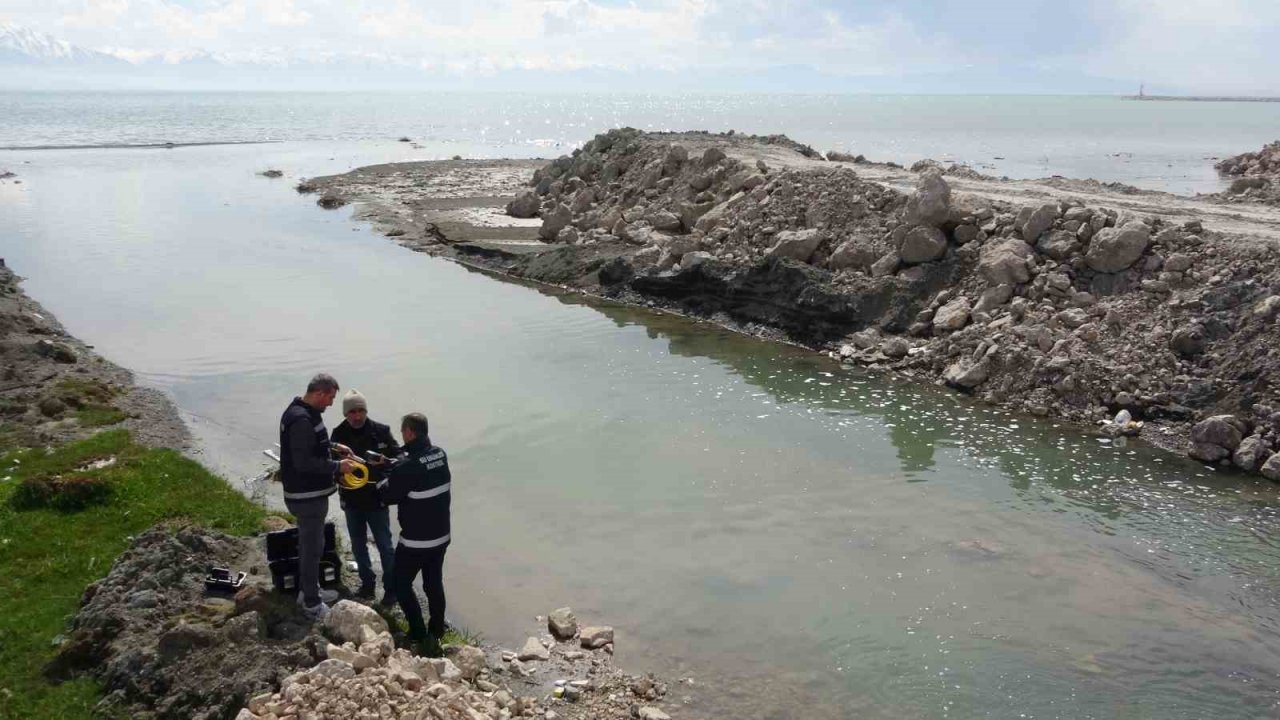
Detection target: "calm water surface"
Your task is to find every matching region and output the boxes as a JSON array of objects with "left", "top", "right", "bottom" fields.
[
  {"left": 3, "top": 133, "right": 1280, "bottom": 718},
  {"left": 5, "top": 92, "right": 1280, "bottom": 194}
]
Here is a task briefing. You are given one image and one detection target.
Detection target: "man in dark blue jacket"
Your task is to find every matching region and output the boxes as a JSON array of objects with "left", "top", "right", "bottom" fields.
[
  {"left": 279, "top": 373, "right": 356, "bottom": 619},
  {"left": 378, "top": 412, "right": 451, "bottom": 656},
  {"left": 331, "top": 389, "right": 400, "bottom": 606}
]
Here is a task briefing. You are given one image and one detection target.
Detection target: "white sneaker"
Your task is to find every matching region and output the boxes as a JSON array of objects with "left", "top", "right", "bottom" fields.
[{"left": 302, "top": 601, "right": 330, "bottom": 620}]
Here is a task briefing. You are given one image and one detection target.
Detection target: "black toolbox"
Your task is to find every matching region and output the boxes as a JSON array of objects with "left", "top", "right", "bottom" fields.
[{"left": 267, "top": 522, "right": 341, "bottom": 593}]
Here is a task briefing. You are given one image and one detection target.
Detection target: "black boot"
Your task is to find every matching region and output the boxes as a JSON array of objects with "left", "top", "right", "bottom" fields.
[
  {"left": 413, "top": 632, "right": 442, "bottom": 658},
  {"left": 354, "top": 581, "right": 375, "bottom": 600}
]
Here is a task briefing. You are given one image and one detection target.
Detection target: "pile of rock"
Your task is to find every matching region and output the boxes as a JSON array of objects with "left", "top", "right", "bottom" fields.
[
  {"left": 506, "top": 130, "right": 1280, "bottom": 481},
  {"left": 1216, "top": 140, "right": 1280, "bottom": 178},
  {"left": 1215, "top": 140, "right": 1280, "bottom": 204},
  {"left": 236, "top": 603, "right": 672, "bottom": 720},
  {"left": 1187, "top": 413, "right": 1280, "bottom": 477}
]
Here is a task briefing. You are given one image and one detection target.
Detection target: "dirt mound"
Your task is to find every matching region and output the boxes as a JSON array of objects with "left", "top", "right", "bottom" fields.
[
  {"left": 48, "top": 526, "right": 324, "bottom": 719},
  {"left": 501, "top": 129, "right": 1280, "bottom": 477},
  {"left": 301, "top": 128, "right": 1280, "bottom": 480}
]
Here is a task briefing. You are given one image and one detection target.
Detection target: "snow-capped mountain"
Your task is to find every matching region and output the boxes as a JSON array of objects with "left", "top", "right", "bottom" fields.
[{"left": 0, "top": 22, "right": 123, "bottom": 65}]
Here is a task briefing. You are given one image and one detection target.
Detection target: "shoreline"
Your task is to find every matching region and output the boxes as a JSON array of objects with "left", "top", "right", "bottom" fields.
[
  {"left": 298, "top": 129, "right": 1280, "bottom": 481},
  {"left": 0, "top": 260, "right": 687, "bottom": 719},
  {"left": 0, "top": 259, "right": 190, "bottom": 451}
]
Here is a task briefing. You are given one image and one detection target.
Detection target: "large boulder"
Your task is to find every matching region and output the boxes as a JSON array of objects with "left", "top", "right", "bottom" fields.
[
  {"left": 538, "top": 203, "right": 573, "bottom": 241},
  {"left": 903, "top": 169, "right": 951, "bottom": 227},
  {"left": 1233, "top": 436, "right": 1272, "bottom": 472},
  {"left": 944, "top": 358, "right": 991, "bottom": 389},
  {"left": 1037, "top": 230, "right": 1080, "bottom": 261},
  {"left": 580, "top": 626, "right": 614, "bottom": 649},
  {"left": 767, "top": 229, "right": 823, "bottom": 263},
  {"left": 505, "top": 192, "right": 541, "bottom": 218},
  {"left": 974, "top": 284, "right": 1013, "bottom": 313},
  {"left": 871, "top": 252, "right": 900, "bottom": 277},
  {"left": 899, "top": 226, "right": 947, "bottom": 264},
  {"left": 322, "top": 600, "right": 389, "bottom": 645},
  {"left": 1261, "top": 453, "right": 1280, "bottom": 481},
  {"left": 649, "top": 211, "right": 682, "bottom": 233},
  {"left": 1086, "top": 222, "right": 1150, "bottom": 273},
  {"left": 933, "top": 297, "right": 971, "bottom": 332},
  {"left": 978, "top": 239, "right": 1033, "bottom": 286},
  {"left": 453, "top": 645, "right": 487, "bottom": 680},
  {"left": 548, "top": 607, "right": 579, "bottom": 640},
  {"left": 1019, "top": 203, "right": 1058, "bottom": 242},
  {"left": 828, "top": 238, "right": 879, "bottom": 271},
  {"left": 1189, "top": 415, "right": 1244, "bottom": 455}
]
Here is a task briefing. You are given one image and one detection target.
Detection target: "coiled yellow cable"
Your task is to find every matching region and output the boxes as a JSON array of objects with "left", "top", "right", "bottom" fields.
[{"left": 340, "top": 462, "right": 370, "bottom": 490}]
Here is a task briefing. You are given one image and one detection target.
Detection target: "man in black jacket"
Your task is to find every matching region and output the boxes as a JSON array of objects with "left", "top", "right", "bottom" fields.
[
  {"left": 330, "top": 389, "right": 400, "bottom": 605},
  {"left": 279, "top": 373, "right": 356, "bottom": 619},
  {"left": 378, "top": 412, "right": 451, "bottom": 656}
]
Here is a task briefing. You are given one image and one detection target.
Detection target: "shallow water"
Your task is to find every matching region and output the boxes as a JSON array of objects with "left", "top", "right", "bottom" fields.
[{"left": 4, "top": 136, "right": 1280, "bottom": 718}]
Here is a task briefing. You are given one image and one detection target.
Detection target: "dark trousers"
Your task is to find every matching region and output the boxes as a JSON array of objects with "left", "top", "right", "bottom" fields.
[{"left": 394, "top": 543, "right": 447, "bottom": 639}]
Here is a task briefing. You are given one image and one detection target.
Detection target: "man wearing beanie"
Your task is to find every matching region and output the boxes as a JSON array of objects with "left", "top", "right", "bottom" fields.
[{"left": 330, "top": 389, "right": 401, "bottom": 605}]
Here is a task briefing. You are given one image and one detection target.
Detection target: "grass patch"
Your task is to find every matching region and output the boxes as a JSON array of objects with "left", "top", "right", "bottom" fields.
[
  {"left": 0, "top": 429, "right": 267, "bottom": 720},
  {"left": 386, "top": 613, "right": 480, "bottom": 648},
  {"left": 73, "top": 406, "right": 127, "bottom": 428}
]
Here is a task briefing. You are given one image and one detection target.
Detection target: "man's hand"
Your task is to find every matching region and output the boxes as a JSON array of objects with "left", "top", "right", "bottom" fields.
[
  {"left": 332, "top": 443, "right": 354, "bottom": 459},
  {"left": 338, "top": 458, "right": 357, "bottom": 476}
]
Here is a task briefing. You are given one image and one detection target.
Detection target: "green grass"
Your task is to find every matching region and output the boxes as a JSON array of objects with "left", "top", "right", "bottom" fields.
[
  {"left": 386, "top": 613, "right": 480, "bottom": 648},
  {"left": 0, "top": 430, "right": 268, "bottom": 720},
  {"left": 73, "top": 405, "right": 128, "bottom": 428}
]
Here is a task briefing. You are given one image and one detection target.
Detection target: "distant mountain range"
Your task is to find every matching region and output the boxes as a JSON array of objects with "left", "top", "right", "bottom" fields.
[
  {"left": 0, "top": 21, "right": 1141, "bottom": 94},
  {"left": 0, "top": 22, "right": 125, "bottom": 66}
]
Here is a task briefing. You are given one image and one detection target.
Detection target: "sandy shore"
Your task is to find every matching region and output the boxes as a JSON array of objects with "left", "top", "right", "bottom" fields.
[{"left": 299, "top": 130, "right": 1280, "bottom": 480}]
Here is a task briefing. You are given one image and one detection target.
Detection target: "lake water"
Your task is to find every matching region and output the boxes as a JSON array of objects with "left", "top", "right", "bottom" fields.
[
  {"left": 4, "top": 92, "right": 1280, "bottom": 194},
  {"left": 3, "top": 94, "right": 1280, "bottom": 719}
]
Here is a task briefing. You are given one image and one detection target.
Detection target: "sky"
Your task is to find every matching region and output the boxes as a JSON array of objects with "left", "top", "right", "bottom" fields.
[{"left": 2, "top": 0, "right": 1279, "bottom": 94}]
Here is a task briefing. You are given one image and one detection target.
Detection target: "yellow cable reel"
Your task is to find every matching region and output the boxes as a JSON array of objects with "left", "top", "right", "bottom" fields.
[{"left": 341, "top": 461, "right": 370, "bottom": 490}]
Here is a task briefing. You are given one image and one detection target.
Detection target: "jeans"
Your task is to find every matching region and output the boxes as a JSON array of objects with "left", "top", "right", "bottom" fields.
[
  {"left": 284, "top": 495, "right": 329, "bottom": 607},
  {"left": 394, "top": 543, "right": 448, "bottom": 639},
  {"left": 344, "top": 506, "right": 395, "bottom": 593}
]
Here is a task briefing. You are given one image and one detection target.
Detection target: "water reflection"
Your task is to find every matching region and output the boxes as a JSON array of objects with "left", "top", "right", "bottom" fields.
[{"left": 524, "top": 279, "right": 1280, "bottom": 719}]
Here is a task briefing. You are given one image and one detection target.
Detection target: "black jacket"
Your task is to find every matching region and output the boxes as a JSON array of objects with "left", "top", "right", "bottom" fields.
[
  {"left": 331, "top": 418, "right": 400, "bottom": 512},
  {"left": 378, "top": 437, "right": 451, "bottom": 550},
  {"left": 278, "top": 397, "right": 337, "bottom": 502}
]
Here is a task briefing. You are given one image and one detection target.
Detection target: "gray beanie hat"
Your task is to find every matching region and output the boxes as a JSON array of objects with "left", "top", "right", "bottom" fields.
[{"left": 342, "top": 389, "right": 368, "bottom": 414}]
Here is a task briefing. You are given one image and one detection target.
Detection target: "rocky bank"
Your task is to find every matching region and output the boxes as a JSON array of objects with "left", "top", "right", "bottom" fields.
[
  {"left": 299, "top": 129, "right": 1280, "bottom": 481},
  {"left": 0, "top": 259, "right": 189, "bottom": 450},
  {"left": 49, "top": 526, "right": 680, "bottom": 720},
  {"left": 1215, "top": 140, "right": 1280, "bottom": 206}
]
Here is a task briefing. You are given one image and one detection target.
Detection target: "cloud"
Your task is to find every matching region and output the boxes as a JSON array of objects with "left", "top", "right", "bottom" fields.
[
  {"left": 2, "top": 0, "right": 1278, "bottom": 92},
  {"left": 1080, "top": 0, "right": 1280, "bottom": 94}
]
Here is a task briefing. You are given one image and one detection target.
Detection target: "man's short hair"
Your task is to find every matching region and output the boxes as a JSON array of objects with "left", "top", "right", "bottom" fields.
[
  {"left": 401, "top": 412, "right": 429, "bottom": 438},
  {"left": 306, "top": 373, "right": 339, "bottom": 394}
]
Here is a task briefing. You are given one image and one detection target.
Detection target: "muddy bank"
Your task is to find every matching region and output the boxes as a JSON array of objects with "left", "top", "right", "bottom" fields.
[
  {"left": 0, "top": 259, "right": 189, "bottom": 450},
  {"left": 299, "top": 130, "right": 1280, "bottom": 480},
  {"left": 52, "top": 525, "right": 682, "bottom": 720}
]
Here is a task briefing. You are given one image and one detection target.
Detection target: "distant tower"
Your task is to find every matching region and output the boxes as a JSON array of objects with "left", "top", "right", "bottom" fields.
[{"left": 1139, "top": 83, "right": 1145, "bottom": 98}]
